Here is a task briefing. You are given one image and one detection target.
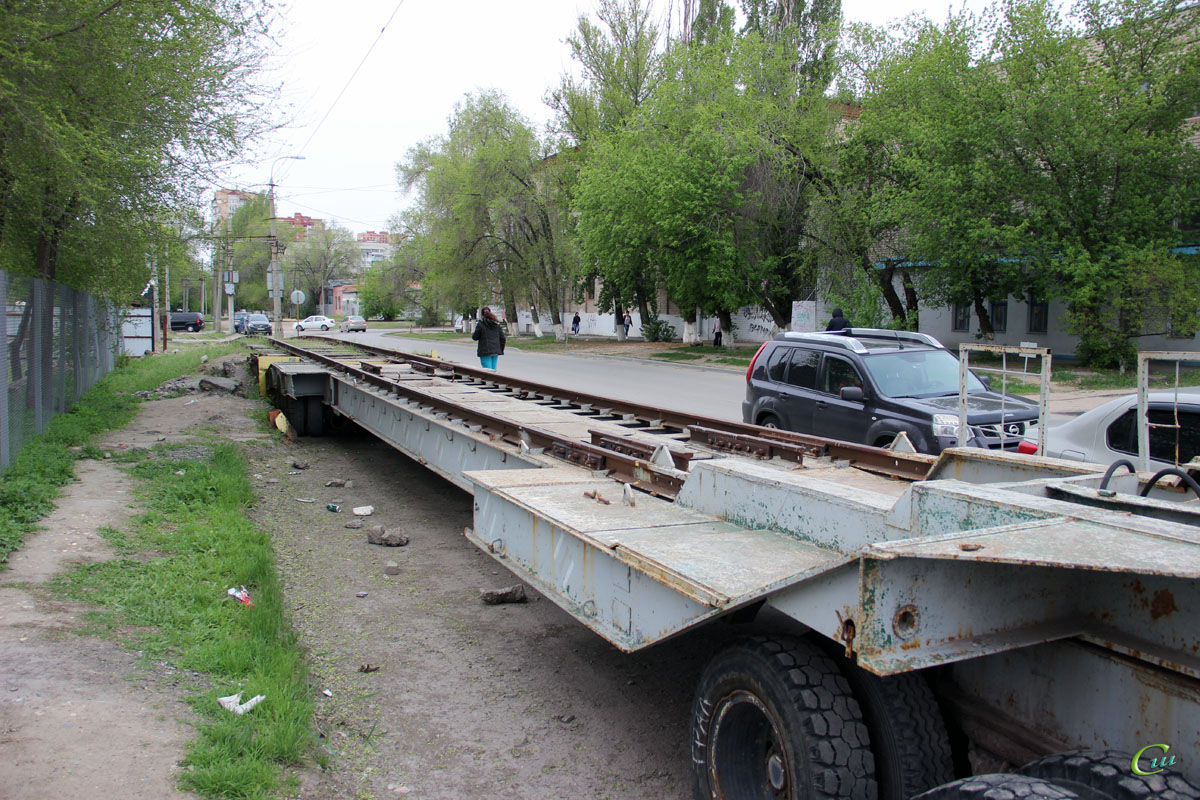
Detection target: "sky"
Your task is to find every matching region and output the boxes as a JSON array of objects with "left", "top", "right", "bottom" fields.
[{"left": 222, "top": 0, "right": 983, "bottom": 235}]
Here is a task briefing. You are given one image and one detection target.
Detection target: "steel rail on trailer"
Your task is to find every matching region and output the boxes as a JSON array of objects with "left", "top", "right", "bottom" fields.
[{"left": 257, "top": 336, "right": 1200, "bottom": 800}]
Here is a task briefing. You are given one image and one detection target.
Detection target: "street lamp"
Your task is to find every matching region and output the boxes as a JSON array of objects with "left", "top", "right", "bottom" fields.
[{"left": 269, "top": 155, "right": 305, "bottom": 335}]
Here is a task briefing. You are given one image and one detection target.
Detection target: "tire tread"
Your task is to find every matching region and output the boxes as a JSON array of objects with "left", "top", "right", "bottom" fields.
[{"left": 1019, "top": 750, "right": 1200, "bottom": 800}]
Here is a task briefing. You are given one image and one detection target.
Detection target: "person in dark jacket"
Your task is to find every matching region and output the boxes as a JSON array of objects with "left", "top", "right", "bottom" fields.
[
  {"left": 825, "top": 307, "right": 851, "bottom": 332},
  {"left": 472, "top": 306, "right": 506, "bottom": 370}
]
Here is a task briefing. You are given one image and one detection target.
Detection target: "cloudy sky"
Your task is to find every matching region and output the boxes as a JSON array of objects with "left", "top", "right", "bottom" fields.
[{"left": 224, "top": 0, "right": 981, "bottom": 235}]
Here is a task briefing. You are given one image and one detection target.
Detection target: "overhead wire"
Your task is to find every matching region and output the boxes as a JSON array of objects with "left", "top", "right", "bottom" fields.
[{"left": 282, "top": 0, "right": 408, "bottom": 179}]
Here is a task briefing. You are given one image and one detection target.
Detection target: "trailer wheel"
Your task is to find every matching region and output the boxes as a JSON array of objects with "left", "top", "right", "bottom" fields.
[
  {"left": 690, "top": 635, "right": 876, "bottom": 800},
  {"left": 1018, "top": 750, "right": 1200, "bottom": 800},
  {"left": 913, "top": 774, "right": 1080, "bottom": 799},
  {"left": 834, "top": 663, "right": 953, "bottom": 799}
]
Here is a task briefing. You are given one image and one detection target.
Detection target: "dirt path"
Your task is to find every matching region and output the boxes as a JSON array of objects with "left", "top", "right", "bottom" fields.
[{"left": 0, "top": 357, "right": 741, "bottom": 799}]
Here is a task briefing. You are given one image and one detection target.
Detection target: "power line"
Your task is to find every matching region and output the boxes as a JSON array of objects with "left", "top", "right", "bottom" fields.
[{"left": 291, "top": 0, "right": 408, "bottom": 161}]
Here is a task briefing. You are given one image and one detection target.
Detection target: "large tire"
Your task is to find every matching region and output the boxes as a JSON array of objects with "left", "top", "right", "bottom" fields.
[
  {"left": 832, "top": 661, "right": 954, "bottom": 800},
  {"left": 914, "top": 774, "right": 1080, "bottom": 800},
  {"left": 691, "top": 635, "right": 876, "bottom": 800},
  {"left": 1018, "top": 750, "right": 1200, "bottom": 800},
  {"left": 186, "top": 324, "right": 197, "bottom": 332}
]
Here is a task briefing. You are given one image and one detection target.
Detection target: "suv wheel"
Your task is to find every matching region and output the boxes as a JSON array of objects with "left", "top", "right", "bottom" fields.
[
  {"left": 757, "top": 414, "right": 781, "bottom": 429},
  {"left": 186, "top": 324, "right": 196, "bottom": 332}
]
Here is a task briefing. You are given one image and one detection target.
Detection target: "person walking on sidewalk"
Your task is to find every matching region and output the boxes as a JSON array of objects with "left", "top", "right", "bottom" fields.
[
  {"left": 472, "top": 306, "right": 506, "bottom": 370},
  {"left": 571, "top": 312, "right": 581, "bottom": 335},
  {"left": 712, "top": 317, "right": 722, "bottom": 347}
]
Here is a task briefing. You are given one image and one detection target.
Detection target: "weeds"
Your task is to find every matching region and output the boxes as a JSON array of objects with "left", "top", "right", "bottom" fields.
[
  {"left": 0, "top": 343, "right": 245, "bottom": 567},
  {"left": 56, "top": 443, "right": 312, "bottom": 799}
]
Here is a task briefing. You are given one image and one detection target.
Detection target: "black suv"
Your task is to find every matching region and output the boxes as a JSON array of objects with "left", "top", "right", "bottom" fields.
[
  {"left": 742, "top": 328, "right": 1039, "bottom": 455},
  {"left": 169, "top": 311, "right": 204, "bottom": 332}
]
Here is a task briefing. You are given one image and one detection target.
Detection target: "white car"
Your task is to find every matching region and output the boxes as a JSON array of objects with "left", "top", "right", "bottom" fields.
[
  {"left": 293, "top": 315, "right": 336, "bottom": 332},
  {"left": 1020, "top": 389, "right": 1200, "bottom": 470}
]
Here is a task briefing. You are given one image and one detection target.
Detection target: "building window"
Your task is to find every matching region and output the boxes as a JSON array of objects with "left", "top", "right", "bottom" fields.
[
  {"left": 952, "top": 303, "right": 971, "bottom": 332},
  {"left": 1028, "top": 297, "right": 1048, "bottom": 334},
  {"left": 990, "top": 300, "right": 1008, "bottom": 333}
]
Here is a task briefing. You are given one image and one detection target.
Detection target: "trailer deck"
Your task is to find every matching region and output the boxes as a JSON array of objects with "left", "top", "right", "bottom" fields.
[{"left": 257, "top": 336, "right": 1200, "bottom": 793}]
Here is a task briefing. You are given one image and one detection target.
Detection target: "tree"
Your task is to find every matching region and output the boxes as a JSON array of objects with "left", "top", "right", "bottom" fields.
[
  {"left": 226, "top": 194, "right": 273, "bottom": 311},
  {"left": 848, "top": 0, "right": 1200, "bottom": 363},
  {"left": 0, "top": 1, "right": 276, "bottom": 292},
  {"left": 572, "top": 2, "right": 845, "bottom": 331},
  {"left": 547, "top": 0, "right": 665, "bottom": 144},
  {"left": 284, "top": 225, "right": 358, "bottom": 315},
  {"left": 397, "top": 91, "right": 578, "bottom": 337}
]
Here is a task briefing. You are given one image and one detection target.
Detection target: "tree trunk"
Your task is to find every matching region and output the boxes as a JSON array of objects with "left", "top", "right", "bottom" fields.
[
  {"left": 972, "top": 293, "right": 994, "bottom": 339},
  {"left": 615, "top": 304, "right": 627, "bottom": 341},
  {"left": 868, "top": 258, "right": 908, "bottom": 326},
  {"left": 719, "top": 309, "right": 734, "bottom": 347},
  {"left": 902, "top": 271, "right": 919, "bottom": 331},
  {"left": 504, "top": 297, "right": 519, "bottom": 338}
]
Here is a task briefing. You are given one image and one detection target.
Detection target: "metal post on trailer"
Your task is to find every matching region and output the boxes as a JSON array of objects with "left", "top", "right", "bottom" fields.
[
  {"left": 1136, "top": 351, "right": 1193, "bottom": 473},
  {"left": 958, "top": 343, "right": 1052, "bottom": 453}
]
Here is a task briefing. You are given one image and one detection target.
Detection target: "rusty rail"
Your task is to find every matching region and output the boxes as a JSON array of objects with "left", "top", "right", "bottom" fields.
[
  {"left": 265, "top": 337, "right": 685, "bottom": 497},
  {"left": 268, "top": 336, "right": 936, "bottom": 485}
]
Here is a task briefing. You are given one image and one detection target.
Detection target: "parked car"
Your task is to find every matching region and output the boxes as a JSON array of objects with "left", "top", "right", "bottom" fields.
[
  {"left": 340, "top": 315, "right": 367, "bottom": 332},
  {"left": 293, "top": 315, "right": 336, "bottom": 332},
  {"left": 243, "top": 313, "right": 273, "bottom": 336},
  {"left": 169, "top": 311, "right": 204, "bottom": 332},
  {"left": 1020, "top": 389, "right": 1200, "bottom": 469},
  {"left": 232, "top": 310, "right": 250, "bottom": 334},
  {"left": 742, "top": 328, "right": 1040, "bottom": 455}
]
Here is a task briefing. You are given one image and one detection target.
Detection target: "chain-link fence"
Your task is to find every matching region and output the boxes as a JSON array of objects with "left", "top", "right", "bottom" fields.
[{"left": 2, "top": 270, "right": 121, "bottom": 469}]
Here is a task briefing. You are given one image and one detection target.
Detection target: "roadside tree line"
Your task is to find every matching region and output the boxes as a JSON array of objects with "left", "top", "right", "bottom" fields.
[
  {"left": 0, "top": 1, "right": 278, "bottom": 311},
  {"left": 386, "top": 0, "right": 1200, "bottom": 366}
]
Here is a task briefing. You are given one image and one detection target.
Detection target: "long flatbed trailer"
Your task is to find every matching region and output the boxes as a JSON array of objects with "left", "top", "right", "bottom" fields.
[{"left": 258, "top": 336, "right": 1199, "bottom": 800}]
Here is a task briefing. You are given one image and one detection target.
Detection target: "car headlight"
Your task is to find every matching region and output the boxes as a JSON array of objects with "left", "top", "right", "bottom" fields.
[{"left": 932, "top": 413, "right": 961, "bottom": 438}]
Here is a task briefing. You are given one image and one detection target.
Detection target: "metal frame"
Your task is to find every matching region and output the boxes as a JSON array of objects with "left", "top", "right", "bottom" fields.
[
  {"left": 1136, "top": 351, "right": 1196, "bottom": 472},
  {"left": 958, "top": 343, "right": 1052, "bottom": 453}
]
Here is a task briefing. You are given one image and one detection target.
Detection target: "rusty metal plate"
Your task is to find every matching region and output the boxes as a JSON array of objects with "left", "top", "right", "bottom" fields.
[
  {"left": 871, "top": 518, "right": 1200, "bottom": 578},
  {"left": 609, "top": 523, "right": 847, "bottom": 607}
]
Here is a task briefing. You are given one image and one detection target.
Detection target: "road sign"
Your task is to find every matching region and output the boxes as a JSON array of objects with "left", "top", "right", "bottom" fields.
[
  {"left": 224, "top": 282, "right": 235, "bottom": 295},
  {"left": 290, "top": 289, "right": 306, "bottom": 304}
]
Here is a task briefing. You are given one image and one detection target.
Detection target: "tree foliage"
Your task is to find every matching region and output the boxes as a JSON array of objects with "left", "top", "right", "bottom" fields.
[
  {"left": 849, "top": 0, "right": 1200, "bottom": 363},
  {"left": 0, "top": 0, "right": 276, "bottom": 297},
  {"left": 397, "top": 90, "right": 577, "bottom": 333},
  {"left": 284, "top": 224, "right": 358, "bottom": 316}
]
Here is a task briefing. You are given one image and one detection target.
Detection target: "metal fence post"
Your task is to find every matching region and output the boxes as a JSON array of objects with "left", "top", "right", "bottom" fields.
[
  {"left": 73, "top": 290, "right": 83, "bottom": 401},
  {"left": 31, "top": 278, "right": 45, "bottom": 434},
  {"left": 56, "top": 282, "right": 68, "bottom": 414},
  {"left": 0, "top": 271, "right": 8, "bottom": 468}
]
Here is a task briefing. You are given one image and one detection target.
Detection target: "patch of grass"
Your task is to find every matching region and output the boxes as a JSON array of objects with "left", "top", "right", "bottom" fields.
[
  {"left": 652, "top": 351, "right": 704, "bottom": 361},
  {"left": 712, "top": 356, "right": 753, "bottom": 367},
  {"left": 55, "top": 444, "right": 311, "bottom": 799},
  {"left": 0, "top": 342, "right": 245, "bottom": 566}
]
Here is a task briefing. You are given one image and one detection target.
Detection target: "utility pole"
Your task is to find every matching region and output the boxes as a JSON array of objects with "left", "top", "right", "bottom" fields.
[{"left": 269, "top": 155, "right": 305, "bottom": 335}]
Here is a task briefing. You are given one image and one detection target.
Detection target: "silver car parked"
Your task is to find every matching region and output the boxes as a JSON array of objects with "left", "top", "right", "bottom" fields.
[{"left": 1021, "top": 389, "right": 1200, "bottom": 470}]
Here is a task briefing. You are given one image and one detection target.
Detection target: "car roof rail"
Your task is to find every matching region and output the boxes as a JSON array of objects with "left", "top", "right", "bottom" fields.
[
  {"left": 776, "top": 331, "right": 868, "bottom": 353},
  {"left": 774, "top": 328, "right": 946, "bottom": 352},
  {"left": 837, "top": 328, "right": 947, "bottom": 349}
]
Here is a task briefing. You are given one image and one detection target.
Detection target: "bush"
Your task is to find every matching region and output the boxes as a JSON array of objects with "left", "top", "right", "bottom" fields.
[{"left": 641, "top": 318, "right": 677, "bottom": 342}]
